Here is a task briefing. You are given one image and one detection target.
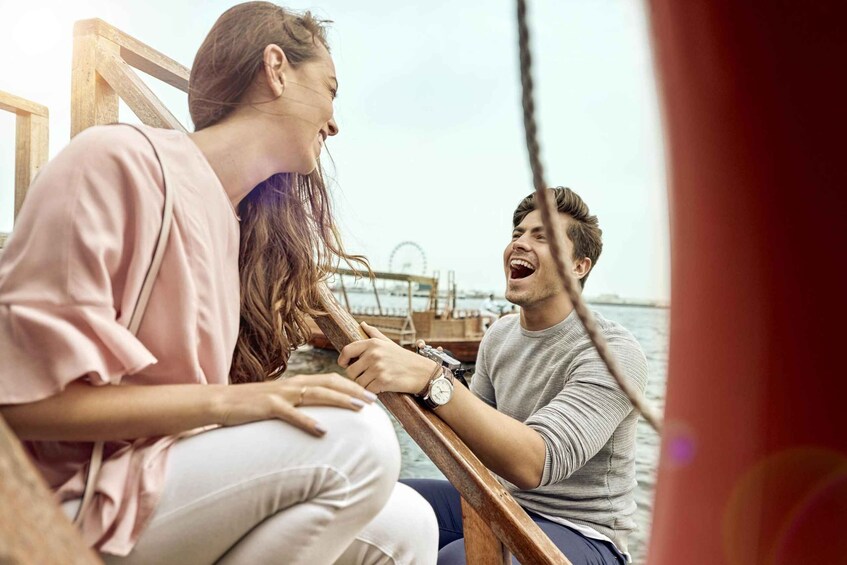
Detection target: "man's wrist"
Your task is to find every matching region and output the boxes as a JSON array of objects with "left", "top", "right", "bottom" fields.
[{"left": 421, "top": 367, "right": 455, "bottom": 409}]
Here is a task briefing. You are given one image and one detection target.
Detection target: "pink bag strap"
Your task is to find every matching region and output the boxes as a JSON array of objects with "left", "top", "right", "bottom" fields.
[{"left": 74, "top": 124, "right": 175, "bottom": 527}]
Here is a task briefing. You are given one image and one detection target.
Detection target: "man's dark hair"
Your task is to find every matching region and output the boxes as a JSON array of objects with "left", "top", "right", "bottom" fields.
[{"left": 512, "top": 187, "right": 603, "bottom": 288}]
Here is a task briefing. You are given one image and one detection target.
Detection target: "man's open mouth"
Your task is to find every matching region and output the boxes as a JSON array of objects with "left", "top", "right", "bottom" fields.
[{"left": 509, "top": 258, "right": 536, "bottom": 280}]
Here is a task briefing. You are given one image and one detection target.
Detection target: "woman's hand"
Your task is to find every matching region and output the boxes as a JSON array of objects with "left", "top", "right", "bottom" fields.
[
  {"left": 213, "top": 373, "right": 377, "bottom": 437},
  {"left": 337, "top": 322, "right": 439, "bottom": 396}
]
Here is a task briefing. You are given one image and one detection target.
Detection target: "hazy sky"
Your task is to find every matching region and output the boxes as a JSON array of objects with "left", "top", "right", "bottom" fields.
[{"left": 0, "top": 0, "right": 670, "bottom": 300}]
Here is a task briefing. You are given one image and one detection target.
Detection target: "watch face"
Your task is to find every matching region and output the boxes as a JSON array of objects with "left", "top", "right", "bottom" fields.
[{"left": 430, "top": 378, "right": 453, "bottom": 405}]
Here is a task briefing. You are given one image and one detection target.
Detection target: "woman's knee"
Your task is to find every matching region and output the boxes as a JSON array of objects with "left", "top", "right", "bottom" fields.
[
  {"left": 302, "top": 403, "right": 401, "bottom": 506},
  {"left": 161, "top": 408, "right": 399, "bottom": 514}
]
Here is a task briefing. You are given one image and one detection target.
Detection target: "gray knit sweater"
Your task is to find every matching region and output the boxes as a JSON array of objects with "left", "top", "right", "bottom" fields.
[{"left": 471, "top": 310, "right": 648, "bottom": 554}]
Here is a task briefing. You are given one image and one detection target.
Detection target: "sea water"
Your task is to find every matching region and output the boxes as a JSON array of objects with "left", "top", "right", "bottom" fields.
[{"left": 287, "top": 302, "right": 668, "bottom": 564}]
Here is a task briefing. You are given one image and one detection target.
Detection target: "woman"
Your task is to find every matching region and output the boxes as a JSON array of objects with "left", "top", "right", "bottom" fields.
[{"left": 0, "top": 2, "right": 436, "bottom": 563}]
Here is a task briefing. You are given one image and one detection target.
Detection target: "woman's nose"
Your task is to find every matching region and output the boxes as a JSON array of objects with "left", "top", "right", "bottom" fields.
[{"left": 327, "top": 118, "right": 339, "bottom": 137}]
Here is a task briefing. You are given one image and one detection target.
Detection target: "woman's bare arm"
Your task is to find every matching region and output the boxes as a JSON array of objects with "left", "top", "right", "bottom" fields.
[{"left": 0, "top": 373, "right": 375, "bottom": 441}]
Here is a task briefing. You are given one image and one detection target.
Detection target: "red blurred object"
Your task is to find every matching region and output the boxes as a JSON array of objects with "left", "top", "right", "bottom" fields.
[{"left": 647, "top": 2, "right": 847, "bottom": 564}]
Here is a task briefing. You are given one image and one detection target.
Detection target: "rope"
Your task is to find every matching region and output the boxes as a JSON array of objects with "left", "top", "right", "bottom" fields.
[{"left": 516, "top": 0, "right": 663, "bottom": 433}]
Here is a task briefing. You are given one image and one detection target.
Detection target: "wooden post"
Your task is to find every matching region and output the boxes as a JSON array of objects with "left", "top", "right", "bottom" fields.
[
  {"left": 452, "top": 282, "right": 458, "bottom": 317},
  {"left": 433, "top": 271, "right": 440, "bottom": 314},
  {"left": 462, "top": 497, "right": 511, "bottom": 564},
  {"left": 14, "top": 113, "right": 48, "bottom": 219},
  {"left": 0, "top": 90, "right": 49, "bottom": 245},
  {"left": 407, "top": 280, "right": 413, "bottom": 315},
  {"left": 71, "top": 18, "right": 192, "bottom": 136},
  {"left": 339, "top": 275, "right": 351, "bottom": 311},
  {"left": 71, "top": 22, "right": 119, "bottom": 136},
  {"left": 371, "top": 278, "right": 383, "bottom": 315}
]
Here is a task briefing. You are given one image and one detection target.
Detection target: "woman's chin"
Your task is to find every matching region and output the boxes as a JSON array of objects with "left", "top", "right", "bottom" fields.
[{"left": 299, "top": 157, "right": 319, "bottom": 176}]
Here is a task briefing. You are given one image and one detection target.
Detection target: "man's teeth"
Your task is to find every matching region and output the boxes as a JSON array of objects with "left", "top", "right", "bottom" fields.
[{"left": 510, "top": 259, "right": 535, "bottom": 271}]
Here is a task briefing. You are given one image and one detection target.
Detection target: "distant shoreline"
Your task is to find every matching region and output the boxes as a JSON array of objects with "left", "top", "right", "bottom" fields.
[
  {"left": 330, "top": 285, "right": 670, "bottom": 310},
  {"left": 587, "top": 298, "right": 670, "bottom": 309}
]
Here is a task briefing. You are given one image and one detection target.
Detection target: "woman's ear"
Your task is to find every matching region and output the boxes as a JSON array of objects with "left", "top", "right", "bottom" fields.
[{"left": 262, "top": 44, "right": 288, "bottom": 98}]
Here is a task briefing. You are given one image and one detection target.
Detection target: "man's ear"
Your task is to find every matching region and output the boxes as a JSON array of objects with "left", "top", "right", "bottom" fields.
[
  {"left": 573, "top": 257, "right": 592, "bottom": 281},
  {"left": 262, "top": 44, "right": 288, "bottom": 98}
]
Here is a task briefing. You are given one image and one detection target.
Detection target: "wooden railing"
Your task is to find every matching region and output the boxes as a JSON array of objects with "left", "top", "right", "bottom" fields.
[
  {"left": 71, "top": 18, "right": 188, "bottom": 137},
  {"left": 37, "top": 17, "right": 566, "bottom": 564},
  {"left": 0, "top": 90, "right": 48, "bottom": 249}
]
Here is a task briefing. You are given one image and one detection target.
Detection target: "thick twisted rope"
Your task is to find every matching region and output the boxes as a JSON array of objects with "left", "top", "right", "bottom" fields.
[{"left": 516, "top": 0, "right": 662, "bottom": 433}]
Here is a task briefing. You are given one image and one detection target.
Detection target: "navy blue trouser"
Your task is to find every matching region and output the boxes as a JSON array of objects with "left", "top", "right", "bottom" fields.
[{"left": 401, "top": 479, "right": 627, "bottom": 565}]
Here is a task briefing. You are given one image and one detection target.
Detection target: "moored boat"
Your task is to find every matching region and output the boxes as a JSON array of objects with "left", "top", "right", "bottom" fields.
[{"left": 308, "top": 268, "right": 485, "bottom": 363}]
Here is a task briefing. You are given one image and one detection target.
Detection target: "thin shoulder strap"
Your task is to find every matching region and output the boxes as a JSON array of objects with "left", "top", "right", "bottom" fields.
[
  {"left": 74, "top": 124, "right": 175, "bottom": 527},
  {"left": 126, "top": 124, "right": 175, "bottom": 334}
]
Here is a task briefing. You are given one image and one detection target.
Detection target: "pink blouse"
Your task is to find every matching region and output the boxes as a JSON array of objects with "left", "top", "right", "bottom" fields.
[{"left": 0, "top": 125, "right": 240, "bottom": 555}]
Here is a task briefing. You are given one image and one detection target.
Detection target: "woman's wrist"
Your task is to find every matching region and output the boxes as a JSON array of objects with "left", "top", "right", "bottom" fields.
[
  {"left": 206, "top": 384, "right": 246, "bottom": 427},
  {"left": 415, "top": 359, "right": 442, "bottom": 396}
]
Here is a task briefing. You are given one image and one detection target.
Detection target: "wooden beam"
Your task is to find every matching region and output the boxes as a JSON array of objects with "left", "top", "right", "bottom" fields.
[
  {"left": 0, "top": 90, "right": 48, "bottom": 117},
  {"left": 71, "top": 28, "right": 118, "bottom": 136},
  {"left": 0, "top": 416, "right": 101, "bottom": 564},
  {"left": 371, "top": 278, "right": 383, "bottom": 315},
  {"left": 14, "top": 112, "right": 49, "bottom": 219},
  {"left": 462, "top": 497, "right": 511, "bottom": 565},
  {"left": 312, "top": 283, "right": 570, "bottom": 565},
  {"left": 74, "top": 19, "right": 189, "bottom": 92},
  {"left": 97, "top": 49, "right": 186, "bottom": 132},
  {"left": 0, "top": 91, "right": 49, "bottom": 222},
  {"left": 334, "top": 267, "right": 437, "bottom": 286}
]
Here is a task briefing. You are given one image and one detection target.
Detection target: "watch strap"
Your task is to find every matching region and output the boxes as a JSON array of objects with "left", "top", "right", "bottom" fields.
[
  {"left": 421, "top": 367, "right": 455, "bottom": 409},
  {"left": 416, "top": 360, "right": 442, "bottom": 397}
]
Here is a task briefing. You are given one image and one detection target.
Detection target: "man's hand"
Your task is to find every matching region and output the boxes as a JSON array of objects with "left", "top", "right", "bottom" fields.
[
  {"left": 338, "top": 322, "right": 439, "bottom": 395},
  {"left": 338, "top": 323, "right": 545, "bottom": 489}
]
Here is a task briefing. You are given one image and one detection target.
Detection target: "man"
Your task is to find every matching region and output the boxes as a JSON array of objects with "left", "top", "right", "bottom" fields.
[
  {"left": 339, "top": 187, "right": 647, "bottom": 564},
  {"left": 479, "top": 293, "right": 500, "bottom": 331}
]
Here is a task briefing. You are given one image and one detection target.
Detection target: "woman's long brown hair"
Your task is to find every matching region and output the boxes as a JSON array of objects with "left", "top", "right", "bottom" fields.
[{"left": 189, "top": 2, "right": 366, "bottom": 383}]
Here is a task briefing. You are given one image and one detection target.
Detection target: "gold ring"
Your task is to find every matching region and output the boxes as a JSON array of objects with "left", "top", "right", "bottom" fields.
[{"left": 295, "top": 386, "right": 307, "bottom": 407}]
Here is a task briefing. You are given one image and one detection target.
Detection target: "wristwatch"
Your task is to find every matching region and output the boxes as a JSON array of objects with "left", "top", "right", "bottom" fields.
[{"left": 420, "top": 366, "right": 455, "bottom": 409}]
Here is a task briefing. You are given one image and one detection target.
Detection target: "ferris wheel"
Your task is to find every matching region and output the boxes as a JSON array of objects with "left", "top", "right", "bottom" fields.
[{"left": 388, "top": 241, "right": 427, "bottom": 275}]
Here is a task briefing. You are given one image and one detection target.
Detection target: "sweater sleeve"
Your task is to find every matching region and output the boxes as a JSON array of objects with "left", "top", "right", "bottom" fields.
[
  {"left": 0, "top": 126, "right": 165, "bottom": 404},
  {"left": 525, "top": 334, "right": 648, "bottom": 486}
]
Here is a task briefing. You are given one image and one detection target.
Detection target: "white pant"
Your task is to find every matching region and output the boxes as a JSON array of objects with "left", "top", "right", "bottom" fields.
[{"left": 63, "top": 404, "right": 438, "bottom": 564}]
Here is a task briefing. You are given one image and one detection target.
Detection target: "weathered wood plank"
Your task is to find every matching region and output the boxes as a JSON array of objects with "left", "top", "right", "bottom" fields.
[
  {"left": 71, "top": 31, "right": 119, "bottom": 137},
  {"left": 0, "top": 416, "right": 101, "bottom": 564},
  {"left": 334, "top": 267, "right": 437, "bottom": 286},
  {"left": 312, "top": 283, "right": 570, "bottom": 565},
  {"left": 462, "top": 497, "right": 511, "bottom": 565},
  {"left": 97, "top": 49, "right": 186, "bottom": 132},
  {"left": 0, "top": 90, "right": 48, "bottom": 117},
  {"left": 74, "top": 19, "right": 189, "bottom": 92},
  {"left": 14, "top": 112, "right": 49, "bottom": 219}
]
